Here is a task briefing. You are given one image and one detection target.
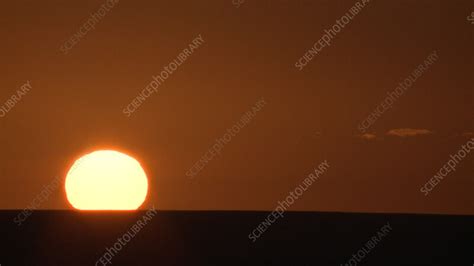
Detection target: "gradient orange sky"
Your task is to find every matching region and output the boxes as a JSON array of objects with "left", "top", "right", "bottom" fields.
[{"left": 0, "top": 0, "right": 472, "bottom": 214}]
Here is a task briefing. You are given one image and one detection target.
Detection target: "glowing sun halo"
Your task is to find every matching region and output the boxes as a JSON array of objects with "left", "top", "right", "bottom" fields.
[{"left": 65, "top": 150, "right": 148, "bottom": 210}]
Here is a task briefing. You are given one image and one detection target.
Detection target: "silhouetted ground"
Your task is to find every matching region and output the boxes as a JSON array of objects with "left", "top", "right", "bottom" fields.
[{"left": 1, "top": 211, "right": 472, "bottom": 265}]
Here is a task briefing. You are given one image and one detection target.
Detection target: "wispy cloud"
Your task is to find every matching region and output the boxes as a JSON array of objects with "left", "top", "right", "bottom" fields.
[
  {"left": 386, "top": 128, "right": 433, "bottom": 137},
  {"left": 357, "top": 133, "right": 377, "bottom": 140}
]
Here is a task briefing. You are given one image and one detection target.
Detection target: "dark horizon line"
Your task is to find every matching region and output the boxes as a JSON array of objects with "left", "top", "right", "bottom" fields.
[{"left": 1, "top": 209, "right": 472, "bottom": 217}]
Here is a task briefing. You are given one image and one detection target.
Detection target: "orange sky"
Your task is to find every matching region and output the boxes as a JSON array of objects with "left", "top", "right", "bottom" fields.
[{"left": 0, "top": 0, "right": 472, "bottom": 214}]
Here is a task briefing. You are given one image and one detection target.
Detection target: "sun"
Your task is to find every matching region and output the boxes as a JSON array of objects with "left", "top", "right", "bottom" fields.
[{"left": 65, "top": 150, "right": 148, "bottom": 210}]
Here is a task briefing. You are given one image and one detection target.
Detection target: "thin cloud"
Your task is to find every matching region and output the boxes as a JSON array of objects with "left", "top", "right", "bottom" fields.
[
  {"left": 386, "top": 128, "right": 433, "bottom": 137},
  {"left": 358, "top": 133, "right": 377, "bottom": 140}
]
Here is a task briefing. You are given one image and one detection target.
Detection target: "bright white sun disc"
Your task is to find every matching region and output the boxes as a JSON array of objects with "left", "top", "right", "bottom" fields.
[{"left": 65, "top": 150, "right": 148, "bottom": 210}]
